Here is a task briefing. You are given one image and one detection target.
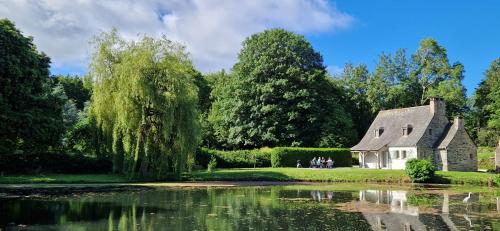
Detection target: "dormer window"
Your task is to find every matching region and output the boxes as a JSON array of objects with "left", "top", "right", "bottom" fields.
[
  {"left": 375, "top": 127, "right": 384, "bottom": 138},
  {"left": 402, "top": 124, "right": 413, "bottom": 136}
]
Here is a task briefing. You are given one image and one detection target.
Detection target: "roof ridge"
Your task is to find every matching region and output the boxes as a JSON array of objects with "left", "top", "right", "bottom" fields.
[{"left": 379, "top": 105, "right": 429, "bottom": 114}]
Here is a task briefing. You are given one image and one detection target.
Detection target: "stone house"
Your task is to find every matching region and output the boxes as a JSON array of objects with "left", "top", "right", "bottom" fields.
[{"left": 351, "top": 98, "right": 477, "bottom": 171}]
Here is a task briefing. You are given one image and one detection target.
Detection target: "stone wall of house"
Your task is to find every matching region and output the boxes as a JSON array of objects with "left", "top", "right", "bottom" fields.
[
  {"left": 445, "top": 128, "right": 477, "bottom": 172},
  {"left": 417, "top": 99, "right": 450, "bottom": 160},
  {"left": 417, "top": 114, "right": 450, "bottom": 151}
]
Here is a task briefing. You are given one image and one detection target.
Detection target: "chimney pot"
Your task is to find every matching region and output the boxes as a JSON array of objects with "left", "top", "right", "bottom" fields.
[
  {"left": 454, "top": 116, "right": 464, "bottom": 129},
  {"left": 430, "top": 97, "right": 446, "bottom": 115}
]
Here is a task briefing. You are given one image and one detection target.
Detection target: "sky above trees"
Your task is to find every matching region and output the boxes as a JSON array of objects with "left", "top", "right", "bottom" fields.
[{"left": 1, "top": 0, "right": 499, "bottom": 95}]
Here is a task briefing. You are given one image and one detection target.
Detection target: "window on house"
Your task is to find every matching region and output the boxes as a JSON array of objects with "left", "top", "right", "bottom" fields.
[
  {"left": 395, "top": 150, "right": 400, "bottom": 159},
  {"left": 401, "top": 150, "right": 407, "bottom": 159},
  {"left": 375, "top": 127, "right": 384, "bottom": 138},
  {"left": 402, "top": 125, "right": 413, "bottom": 136},
  {"left": 429, "top": 129, "right": 433, "bottom": 135},
  {"left": 470, "top": 153, "right": 473, "bottom": 159}
]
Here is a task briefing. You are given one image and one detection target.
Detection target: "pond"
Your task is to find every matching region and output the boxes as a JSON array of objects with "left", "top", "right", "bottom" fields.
[{"left": 0, "top": 183, "right": 499, "bottom": 230}]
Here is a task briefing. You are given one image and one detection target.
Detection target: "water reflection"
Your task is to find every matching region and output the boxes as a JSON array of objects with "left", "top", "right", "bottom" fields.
[
  {"left": 0, "top": 185, "right": 499, "bottom": 231},
  {"left": 335, "top": 189, "right": 497, "bottom": 231}
]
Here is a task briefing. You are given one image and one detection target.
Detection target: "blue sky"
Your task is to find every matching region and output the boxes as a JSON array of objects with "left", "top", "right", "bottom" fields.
[
  {"left": 307, "top": 0, "right": 500, "bottom": 95},
  {"left": 2, "top": 0, "right": 498, "bottom": 95}
]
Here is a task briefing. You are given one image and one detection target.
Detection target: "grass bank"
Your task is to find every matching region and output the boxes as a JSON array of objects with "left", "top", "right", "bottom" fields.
[
  {"left": 0, "top": 174, "right": 131, "bottom": 184},
  {"left": 1, "top": 167, "right": 498, "bottom": 186},
  {"left": 186, "top": 167, "right": 499, "bottom": 186}
]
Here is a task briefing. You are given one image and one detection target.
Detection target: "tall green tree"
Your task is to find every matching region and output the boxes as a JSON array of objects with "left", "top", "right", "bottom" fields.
[
  {"left": 89, "top": 30, "right": 200, "bottom": 178},
  {"left": 209, "top": 29, "right": 356, "bottom": 148},
  {"left": 0, "top": 19, "right": 64, "bottom": 153},
  {"left": 410, "top": 38, "right": 467, "bottom": 116},
  {"left": 473, "top": 58, "right": 500, "bottom": 145},
  {"left": 485, "top": 58, "right": 500, "bottom": 131},
  {"left": 337, "top": 63, "right": 373, "bottom": 139}
]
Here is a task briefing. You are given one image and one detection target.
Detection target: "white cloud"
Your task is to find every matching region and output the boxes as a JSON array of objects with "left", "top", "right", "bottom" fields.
[
  {"left": 0, "top": 0, "right": 353, "bottom": 73},
  {"left": 326, "top": 65, "right": 344, "bottom": 76}
]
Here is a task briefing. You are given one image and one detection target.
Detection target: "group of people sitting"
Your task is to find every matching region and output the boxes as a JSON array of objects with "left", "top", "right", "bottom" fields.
[
  {"left": 306, "top": 157, "right": 335, "bottom": 168},
  {"left": 296, "top": 157, "right": 335, "bottom": 168}
]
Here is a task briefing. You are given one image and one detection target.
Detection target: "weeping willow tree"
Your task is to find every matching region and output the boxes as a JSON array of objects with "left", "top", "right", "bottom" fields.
[{"left": 89, "top": 30, "right": 200, "bottom": 179}]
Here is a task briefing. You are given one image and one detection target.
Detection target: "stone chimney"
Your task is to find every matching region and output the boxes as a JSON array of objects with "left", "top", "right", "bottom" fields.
[
  {"left": 430, "top": 97, "right": 446, "bottom": 116},
  {"left": 454, "top": 117, "right": 464, "bottom": 129}
]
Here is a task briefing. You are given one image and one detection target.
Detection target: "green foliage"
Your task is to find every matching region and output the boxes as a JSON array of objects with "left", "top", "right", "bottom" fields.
[
  {"left": 411, "top": 38, "right": 467, "bottom": 116},
  {"left": 336, "top": 64, "right": 374, "bottom": 139},
  {"left": 407, "top": 193, "right": 440, "bottom": 207},
  {"left": 209, "top": 29, "right": 356, "bottom": 149},
  {"left": 197, "top": 148, "right": 272, "bottom": 168},
  {"left": 405, "top": 159, "right": 436, "bottom": 183},
  {"left": 338, "top": 39, "right": 469, "bottom": 139},
  {"left": 0, "top": 152, "right": 112, "bottom": 174},
  {"left": 477, "top": 146, "right": 496, "bottom": 172},
  {"left": 207, "top": 156, "right": 217, "bottom": 173},
  {"left": 53, "top": 75, "right": 91, "bottom": 110},
  {"left": 0, "top": 19, "right": 65, "bottom": 153},
  {"left": 270, "top": 147, "right": 351, "bottom": 168},
  {"left": 89, "top": 30, "right": 200, "bottom": 179},
  {"left": 367, "top": 49, "right": 417, "bottom": 113},
  {"left": 466, "top": 58, "right": 500, "bottom": 145},
  {"left": 485, "top": 59, "right": 500, "bottom": 131}
]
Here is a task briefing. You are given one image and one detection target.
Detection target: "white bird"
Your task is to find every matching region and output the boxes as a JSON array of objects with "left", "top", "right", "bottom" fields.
[
  {"left": 463, "top": 214, "right": 473, "bottom": 227},
  {"left": 463, "top": 192, "right": 472, "bottom": 210},
  {"left": 463, "top": 192, "right": 471, "bottom": 203}
]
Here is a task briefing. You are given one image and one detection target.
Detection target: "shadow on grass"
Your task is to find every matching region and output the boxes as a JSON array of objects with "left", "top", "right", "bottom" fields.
[{"left": 430, "top": 175, "right": 451, "bottom": 184}]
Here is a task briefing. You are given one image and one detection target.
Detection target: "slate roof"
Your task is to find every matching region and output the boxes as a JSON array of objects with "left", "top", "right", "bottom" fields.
[
  {"left": 437, "top": 124, "right": 456, "bottom": 149},
  {"left": 351, "top": 105, "right": 434, "bottom": 151}
]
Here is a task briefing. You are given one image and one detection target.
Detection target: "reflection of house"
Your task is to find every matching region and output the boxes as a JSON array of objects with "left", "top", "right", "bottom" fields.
[
  {"left": 356, "top": 190, "right": 480, "bottom": 231},
  {"left": 359, "top": 190, "right": 423, "bottom": 231},
  {"left": 351, "top": 98, "right": 477, "bottom": 171}
]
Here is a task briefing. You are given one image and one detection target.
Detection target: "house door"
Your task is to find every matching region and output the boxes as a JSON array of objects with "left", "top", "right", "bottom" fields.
[{"left": 382, "top": 151, "right": 389, "bottom": 168}]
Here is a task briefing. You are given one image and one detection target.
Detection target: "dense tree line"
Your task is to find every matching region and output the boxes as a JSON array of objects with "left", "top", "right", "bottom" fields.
[
  {"left": 466, "top": 58, "right": 500, "bottom": 146},
  {"left": 1, "top": 18, "right": 498, "bottom": 176},
  {"left": 336, "top": 39, "right": 469, "bottom": 140}
]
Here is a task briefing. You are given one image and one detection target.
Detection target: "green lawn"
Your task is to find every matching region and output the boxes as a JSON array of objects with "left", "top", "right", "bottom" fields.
[
  {"left": 186, "top": 167, "right": 499, "bottom": 186},
  {"left": 1, "top": 167, "right": 498, "bottom": 186},
  {"left": 0, "top": 174, "right": 131, "bottom": 184}
]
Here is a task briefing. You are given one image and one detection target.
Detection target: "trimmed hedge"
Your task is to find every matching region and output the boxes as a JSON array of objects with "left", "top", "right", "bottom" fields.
[
  {"left": 196, "top": 148, "right": 272, "bottom": 168},
  {"left": 270, "top": 147, "right": 351, "bottom": 167},
  {"left": 196, "top": 147, "right": 351, "bottom": 169}
]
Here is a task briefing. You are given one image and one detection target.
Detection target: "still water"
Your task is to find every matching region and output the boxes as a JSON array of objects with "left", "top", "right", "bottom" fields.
[{"left": 1, "top": 184, "right": 499, "bottom": 231}]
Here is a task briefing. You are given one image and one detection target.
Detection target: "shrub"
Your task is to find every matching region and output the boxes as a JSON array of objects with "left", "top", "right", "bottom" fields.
[
  {"left": 0, "top": 152, "right": 112, "bottom": 174},
  {"left": 405, "top": 159, "right": 436, "bottom": 183},
  {"left": 270, "top": 147, "right": 351, "bottom": 168},
  {"left": 196, "top": 148, "right": 272, "bottom": 168},
  {"left": 207, "top": 156, "right": 217, "bottom": 173}
]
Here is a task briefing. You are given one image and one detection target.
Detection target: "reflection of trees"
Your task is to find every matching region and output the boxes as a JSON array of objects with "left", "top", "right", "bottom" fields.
[
  {"left": 2, "top": 188, "right": 500, "bottom": 230},
  {"left": 0, "top": 188, "right": 371, "bottom": 230}
]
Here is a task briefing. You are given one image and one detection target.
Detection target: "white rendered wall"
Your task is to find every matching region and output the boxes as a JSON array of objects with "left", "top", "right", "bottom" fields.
[{"left": 388, "top": 147, "right": 417, "bottom": 169}]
